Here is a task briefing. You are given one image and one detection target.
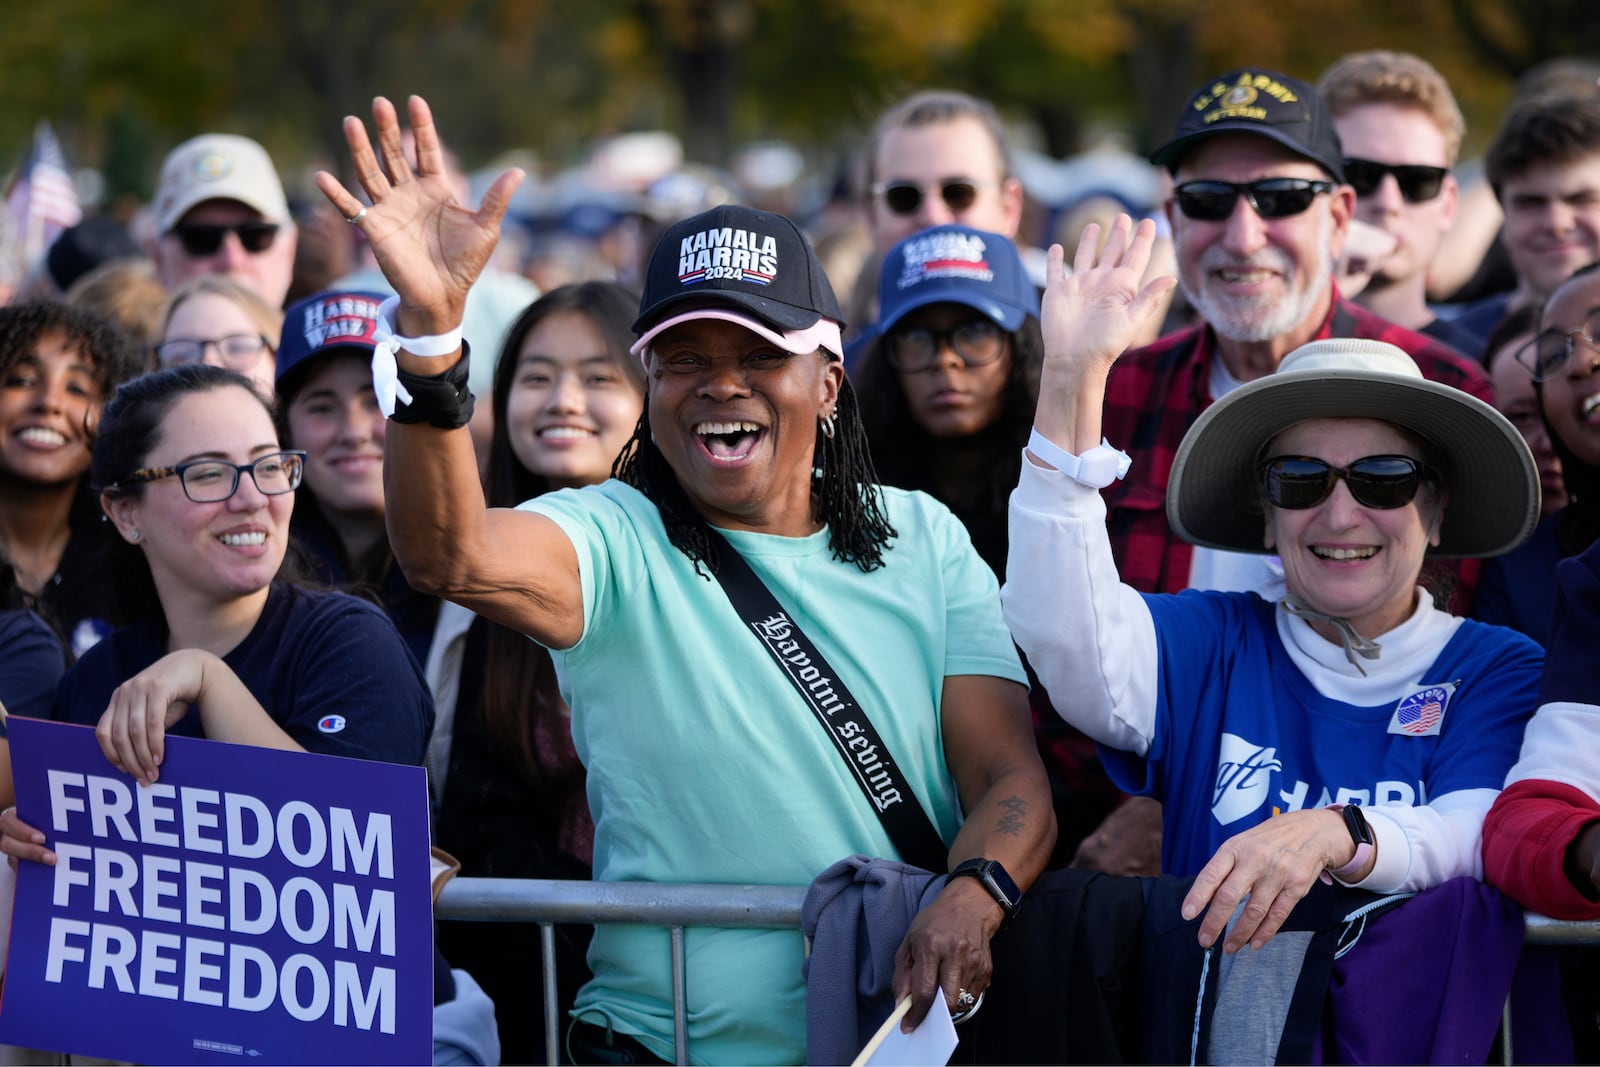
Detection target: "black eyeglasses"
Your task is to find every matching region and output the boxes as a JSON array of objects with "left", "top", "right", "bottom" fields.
[
  {"left": 1261, "top": 454, "right": 1434, "bottom": 510},
  {"left": 1342, "top": 159, "right": 1449, "bottom": 203},
  {"left": 154, "top": 333, "right": 274, "bottom": 371},
  {"left": 1518, "top": 311, "right": 1600, "bottom": 383},
  {"left": 885, "top": 319, "right": 1006, "bottom": 373},
  {"left": 1173, "top": 179, "right": 1336, "bottom": 221},
  {"left": 110, "top": 451, "right": 305, "bottom": 503},
  {"left": 871, "top": 179, "right": 988, "bottom": 217},
  {"left": 171, "top": 222, "right": 280, "bottom": 256}
]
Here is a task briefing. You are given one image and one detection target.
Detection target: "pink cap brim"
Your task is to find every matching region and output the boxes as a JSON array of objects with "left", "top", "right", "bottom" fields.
[{"left": 630, "top": 308, "right": 843, "bottom": 360}]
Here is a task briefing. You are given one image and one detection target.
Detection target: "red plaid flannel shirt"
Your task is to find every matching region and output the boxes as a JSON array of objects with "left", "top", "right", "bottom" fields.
[{"left": 1100, "top": 291, "right": 1491, "bottom": 605}]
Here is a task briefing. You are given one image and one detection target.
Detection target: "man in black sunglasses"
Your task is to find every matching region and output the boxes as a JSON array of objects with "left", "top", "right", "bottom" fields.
[
  {"left": 863, "top": 90, "right": 1024, "bottom": 257},
  {"left": 1318, "top": 51, "right": 1480, "bottom": 355},
  {"left": 1096, "top": 67, "right": 1490, "bottom": 608},
  {"left": 151, "top": 133, "right": 298, "bottom": 308}
]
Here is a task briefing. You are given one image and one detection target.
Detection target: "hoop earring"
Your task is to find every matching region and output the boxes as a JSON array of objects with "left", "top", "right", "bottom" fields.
[{"left": 819, "top": 413, "right": 836, "bottom": 440}]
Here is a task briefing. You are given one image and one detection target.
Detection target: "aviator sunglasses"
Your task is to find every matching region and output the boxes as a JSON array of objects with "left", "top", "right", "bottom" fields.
[
  {"left": 1342, "top": 159, "right": 1449, "bottom": 203},
  {"left": 872, "top": 179, "right": 987, "bottom": 217},
  {"left": 171, "top": 221, "right": 281, "bottom": 256},
  {"left": 1260, "top": 454, "right": 1434, "bottom": 510},
  {"left": 1173, "top": 179, "right": 1335, "bottom": 221}
]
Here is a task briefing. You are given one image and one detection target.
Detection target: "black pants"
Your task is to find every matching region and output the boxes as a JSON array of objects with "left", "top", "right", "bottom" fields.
[{"left": 566, "top": 1020, "right": 672, "bottom": 1066}]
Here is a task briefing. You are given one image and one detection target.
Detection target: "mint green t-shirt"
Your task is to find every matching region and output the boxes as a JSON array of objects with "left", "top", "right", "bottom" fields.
[{"left": 524, "top": 481, "right": 1025, "bottom": 1065}]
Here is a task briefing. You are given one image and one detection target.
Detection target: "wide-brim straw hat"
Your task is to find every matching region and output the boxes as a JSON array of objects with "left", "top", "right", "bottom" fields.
[{"left": 1167, "top": 338, "right": 1539, "bottom": 559}]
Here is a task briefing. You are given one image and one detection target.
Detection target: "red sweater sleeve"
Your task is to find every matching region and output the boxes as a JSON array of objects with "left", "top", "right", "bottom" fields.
[{"left": 1483, "top": 778, "right": 1600, "bottom": 920}]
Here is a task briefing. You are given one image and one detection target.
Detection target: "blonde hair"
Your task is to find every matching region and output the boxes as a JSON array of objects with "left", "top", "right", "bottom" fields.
[
  {"left": 161, "top": 275, "right": 284, "bottom": 345},
  {"left": 66, "top": 258, "right": 169, "bottom": 356},
  {"left": 1319, "top": 51, "right": 1465, "bottom": 166}
]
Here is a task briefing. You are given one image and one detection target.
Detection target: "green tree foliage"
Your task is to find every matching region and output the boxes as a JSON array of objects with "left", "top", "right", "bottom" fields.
[{"left": 0, "top": 0, "right": 1584, "bottom": 200}]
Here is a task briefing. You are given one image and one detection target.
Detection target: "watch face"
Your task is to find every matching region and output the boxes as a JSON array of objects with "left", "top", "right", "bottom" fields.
[{"left": 1344, "top": 804, "right": 1374, "bottom": 845}]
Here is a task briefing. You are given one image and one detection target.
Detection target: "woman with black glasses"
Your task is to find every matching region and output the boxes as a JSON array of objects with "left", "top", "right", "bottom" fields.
[
  {"left": 14, "top": 364, "right": 431, "bottom": 783},
  {"left": 1006, "top": 216, "right": 1544, "bottom": 952}
]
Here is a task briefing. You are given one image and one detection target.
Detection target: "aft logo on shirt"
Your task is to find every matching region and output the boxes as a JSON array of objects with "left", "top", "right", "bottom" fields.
[
  {"left": 1387, "top": 681, "right": 1457, "bottom": 737},
  {"left": 1212, "top": 732, "right": 1283, "bottom": 825}
]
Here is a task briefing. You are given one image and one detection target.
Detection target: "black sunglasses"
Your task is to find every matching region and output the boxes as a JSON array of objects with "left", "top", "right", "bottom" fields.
[
  {"left": 885, "top": 319, "right": 1006, "bottom": 373},
  {"left": 872, "top": 179, "right": 985, "bottom": 217},
  {"left": 1173, "top": 179, "right": 1335, "bottom": 221},
  {"left": 1260, "top": 454, "right": 1433, "bottom": 510},
  {"left": 1342, "top": 159, "right": 1449, "bottom": 203},
  {"left": 171, "top": 222, "right": 280, "bottom": 256},
  {"left": 1518, "top": 311, "right": 1600, "bottom": 383}
]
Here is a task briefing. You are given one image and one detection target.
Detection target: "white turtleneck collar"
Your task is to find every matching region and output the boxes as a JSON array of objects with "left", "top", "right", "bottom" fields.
[{"left": 1275, "top": 589, "right": 1465, "bottom": 707}]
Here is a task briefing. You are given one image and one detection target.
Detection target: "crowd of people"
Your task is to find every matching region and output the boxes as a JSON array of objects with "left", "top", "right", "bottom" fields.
[{"left": 0, "top": 44, "right": 1598, "bottom": 1066}]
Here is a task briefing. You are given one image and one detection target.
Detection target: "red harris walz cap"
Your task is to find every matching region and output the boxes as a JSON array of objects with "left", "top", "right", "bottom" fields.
[{"left": 631, "top": 205, "right": 844, "bottom": 344}]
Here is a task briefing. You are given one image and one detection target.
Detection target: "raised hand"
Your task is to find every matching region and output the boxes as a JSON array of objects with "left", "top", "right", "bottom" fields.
[
  {"left": 1041, "top": 214, "right": 1177, "bottom": 377},
  {"left": 314, "top": 96, "right": 524, "bottom": 338},
  {"left": 1032, "top": 215, "right": 1176, "bottom": 455}
]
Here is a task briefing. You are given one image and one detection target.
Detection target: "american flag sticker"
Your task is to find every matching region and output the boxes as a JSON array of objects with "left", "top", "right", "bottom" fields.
[{"left": 1387, "top": 681, "right": 1458, "bottom": 737}]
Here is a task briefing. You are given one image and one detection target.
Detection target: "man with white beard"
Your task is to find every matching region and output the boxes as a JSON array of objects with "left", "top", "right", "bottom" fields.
[{"left": 1095, "top": 67, "right": 1491, "bottom": 601}]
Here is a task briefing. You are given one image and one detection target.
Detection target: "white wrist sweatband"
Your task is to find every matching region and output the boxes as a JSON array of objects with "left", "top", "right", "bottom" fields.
[
  {"left": 1027, "top": 428, "right": 1132, "bottom": 488},
  {"left": 370, "top": 295, "right": 465, "bottom": 417}
]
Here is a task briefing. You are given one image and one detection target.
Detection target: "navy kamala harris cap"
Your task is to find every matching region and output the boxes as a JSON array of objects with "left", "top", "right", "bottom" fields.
[{"left": 876, "top": 224, "right": 1038, "bottom": 335}]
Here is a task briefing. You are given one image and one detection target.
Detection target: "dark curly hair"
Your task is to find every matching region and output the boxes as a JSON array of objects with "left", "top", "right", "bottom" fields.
[
  {"left": 613, "top": 352, "right": 896, "bottom": 575},
  {"left": 0, "top": 300, "right": 146, "bottom": 394}
]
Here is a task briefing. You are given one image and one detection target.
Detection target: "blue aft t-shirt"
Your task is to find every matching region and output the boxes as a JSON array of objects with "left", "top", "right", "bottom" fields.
[
  {"left": 1103, "top": 590, "right": 1542, "bottom": 878},
  {"left": 54, "top": 582, "right": 433, "bottom": 766}
]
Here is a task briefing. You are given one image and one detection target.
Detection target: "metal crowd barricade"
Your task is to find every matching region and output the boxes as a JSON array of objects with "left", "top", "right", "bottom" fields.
[
  {"left": 436, "top": 877, "right": 807, "bottom": 1066},
  {"left": 437, "top": 877, "right": 1600, "bottom": 1067}
]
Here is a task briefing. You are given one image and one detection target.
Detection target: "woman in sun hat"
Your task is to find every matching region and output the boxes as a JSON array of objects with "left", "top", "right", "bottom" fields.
[
  {"left": 313, "top": 96, "right": 1054, "bottom": 1065},
  {"left": 1004, "top": 215, "right": 1543, "bottom": 954}
]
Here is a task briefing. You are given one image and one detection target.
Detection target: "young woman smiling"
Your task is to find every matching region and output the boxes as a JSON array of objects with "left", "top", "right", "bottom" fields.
[
  {"left": 0, "top": 303, "right": 144, "bottom": 658},
  {"left": 430, "top": 281, "right": 644, "bottom": 1065},
  {"left": 275, "top": 289, "right": 439, "bottom": 667}
]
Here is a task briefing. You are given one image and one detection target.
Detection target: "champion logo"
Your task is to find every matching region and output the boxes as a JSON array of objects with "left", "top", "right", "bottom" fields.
[
  {"left": 1388, "top": 681, "right": 1457, "bottom": 738},
  {"left": 676, "top": 226, "right": 780, "bottom": 286},
  {"left": 317, "top": 714, "right": 347, "bottom": 734}
]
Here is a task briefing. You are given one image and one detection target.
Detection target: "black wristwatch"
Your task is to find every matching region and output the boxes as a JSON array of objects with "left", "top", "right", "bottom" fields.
[
  {"left": 947, "top": 858, "right": 1022, "bottom": 920},
  {"left": 1340, "top": 803, "right": 1375, "bottom": 848}
]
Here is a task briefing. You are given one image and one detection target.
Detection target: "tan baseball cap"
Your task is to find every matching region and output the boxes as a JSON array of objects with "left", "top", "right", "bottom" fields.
[{"left": 154, "top": 133, "right": 291, "bottom": 234}]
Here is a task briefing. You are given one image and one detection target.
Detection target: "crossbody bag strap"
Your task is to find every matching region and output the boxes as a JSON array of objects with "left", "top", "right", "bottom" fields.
[{"left": 707, "top": 533, "right": 949, "bottom": 872}]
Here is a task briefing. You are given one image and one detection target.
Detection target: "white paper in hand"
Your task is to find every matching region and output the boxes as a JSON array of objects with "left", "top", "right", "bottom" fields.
[{"left": 853, "top": 993, "right": 959, "bottom": 1067}]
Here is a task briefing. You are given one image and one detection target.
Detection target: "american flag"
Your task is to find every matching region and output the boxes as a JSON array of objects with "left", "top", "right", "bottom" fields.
[
  {"left": 1398, "top": 696, "right": 1444, "bottom": 735},
  {"left": 4, "top": 119, "right": 82, "bottom": 279}
]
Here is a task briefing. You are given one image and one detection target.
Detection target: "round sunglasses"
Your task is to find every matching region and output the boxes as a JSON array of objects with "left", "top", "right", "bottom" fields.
[
  {"left": 1341, "top": 159, "right": 1448, "bottom": 203},
  {"left": 1173, "top": 179, "right": 1335, "bottom": 221},
  {"left": 885, "top": 319, "right": 1006, "bottom": 373},
  {"left": 1260, "top": 454, "right": 1434, "bottom": 510},
  {"left": 871, "top": 179, "right": 988, "bottom": 217}
]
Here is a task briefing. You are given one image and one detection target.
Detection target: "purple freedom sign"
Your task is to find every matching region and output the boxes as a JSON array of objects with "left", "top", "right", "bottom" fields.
[{"left": 0, "top": 717, "right": 432, "bottom": 1065}]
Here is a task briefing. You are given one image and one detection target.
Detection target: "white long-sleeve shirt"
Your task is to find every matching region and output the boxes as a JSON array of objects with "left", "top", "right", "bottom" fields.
[{"left": 1002, "top": 452, "right": 1537, "bottom": 890}]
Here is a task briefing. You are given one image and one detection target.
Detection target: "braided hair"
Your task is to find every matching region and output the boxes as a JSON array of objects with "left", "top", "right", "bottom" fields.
[{"left": 613, "top": 356, "right": 896, "bottom": 575}]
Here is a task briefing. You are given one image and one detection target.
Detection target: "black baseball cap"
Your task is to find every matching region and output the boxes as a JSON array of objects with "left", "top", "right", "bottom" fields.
[
  {"left": 1151, "top": 69, "right": 1346, "bottom": 182},
  {"left": 631, "top": 204, "right": 844, "bottom": 357}
]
